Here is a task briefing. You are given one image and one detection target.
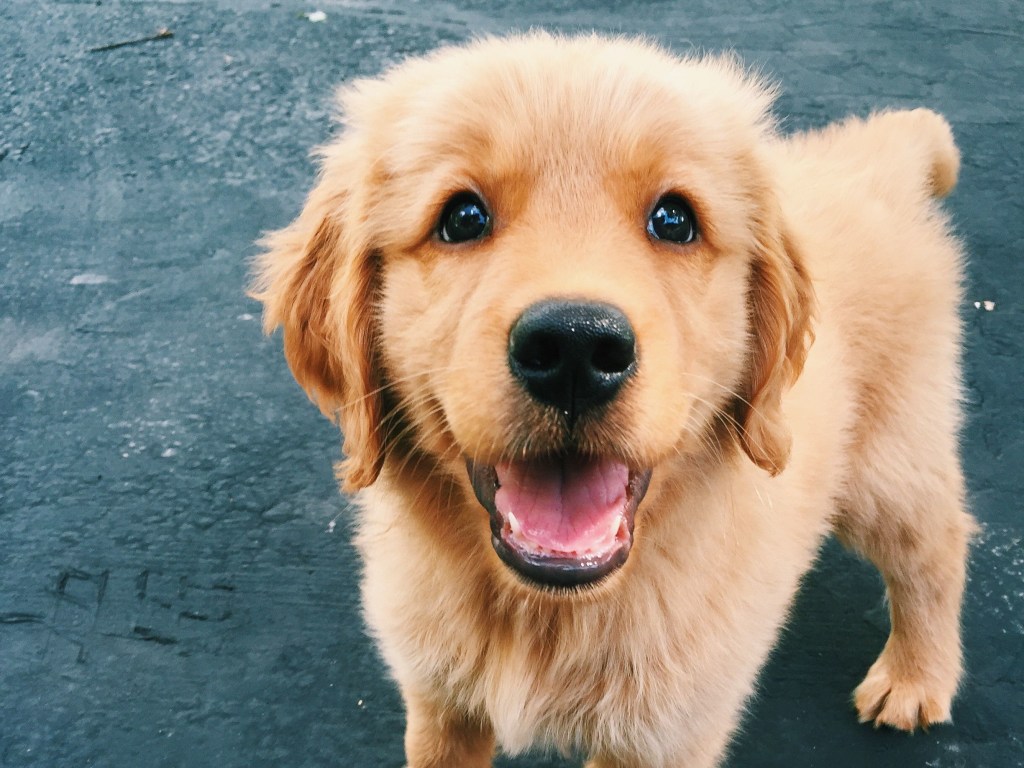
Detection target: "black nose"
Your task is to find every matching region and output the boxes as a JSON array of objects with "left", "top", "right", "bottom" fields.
[{"left": 508, "top": 299, "right": 637, "bottom": 420}]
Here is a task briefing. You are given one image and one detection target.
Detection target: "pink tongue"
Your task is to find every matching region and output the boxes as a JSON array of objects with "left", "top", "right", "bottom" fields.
[{"left": 494, "top": 457, "right": 629, "bottom": 553}]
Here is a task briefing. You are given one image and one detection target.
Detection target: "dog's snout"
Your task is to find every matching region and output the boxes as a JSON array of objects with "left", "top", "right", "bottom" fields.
[{"left": 508, "top": 300, "right": 637, "bottom": 418}]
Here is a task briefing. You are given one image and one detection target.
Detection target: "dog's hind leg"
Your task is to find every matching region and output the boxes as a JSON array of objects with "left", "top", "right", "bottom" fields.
[{"left": 836, "top": 435, "right": 975, "bottom": 731}]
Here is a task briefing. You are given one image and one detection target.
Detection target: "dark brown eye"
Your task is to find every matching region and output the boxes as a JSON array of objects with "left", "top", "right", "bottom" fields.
[
  {"left": 648, "top": 195, "right": 698, "bottom": 244},
  {"left": 438, "top": 193, "right": 491, "bottom": 243}
]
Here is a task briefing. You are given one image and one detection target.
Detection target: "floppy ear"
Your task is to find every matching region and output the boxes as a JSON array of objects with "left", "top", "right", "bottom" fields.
[
  {"left": 736, "top": 210, "right": 816, "bottom": 475},
  {"left": 250, "top": 146, "right": 384, "bottom": 491}
]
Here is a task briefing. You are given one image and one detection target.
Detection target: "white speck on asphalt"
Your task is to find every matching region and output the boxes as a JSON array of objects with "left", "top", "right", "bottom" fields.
[{"left": 70, "top": 273, "right": 110, "bottom": 285}]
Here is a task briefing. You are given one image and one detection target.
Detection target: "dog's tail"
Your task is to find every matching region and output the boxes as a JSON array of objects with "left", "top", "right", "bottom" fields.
[
  {"left": 793, "top": 108, "right": 961, "bottom": 204},
  {"left": 865, "top": 108, "right": 961, "bottom": 199}
]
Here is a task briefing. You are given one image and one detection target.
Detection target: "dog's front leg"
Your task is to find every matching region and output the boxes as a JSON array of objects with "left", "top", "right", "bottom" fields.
[
  {"left": 585, "top": 727, "right": 732, "bottom": 768},
  {"left": 402, "top": 689, "right": 495, "bottom": 768},
  {"left": 585, "top": 749, "right": 724, "bottom": 768}
]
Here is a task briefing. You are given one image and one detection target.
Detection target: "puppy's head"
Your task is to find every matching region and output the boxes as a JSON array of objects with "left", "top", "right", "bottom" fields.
[{"left": 252, "top": 34, "right": 814, "bottom": 590}]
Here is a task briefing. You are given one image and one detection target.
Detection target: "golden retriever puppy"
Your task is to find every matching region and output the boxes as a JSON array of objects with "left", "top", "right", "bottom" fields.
[{"left": 252, "top": 33, "right": 975, "bottom": 768}]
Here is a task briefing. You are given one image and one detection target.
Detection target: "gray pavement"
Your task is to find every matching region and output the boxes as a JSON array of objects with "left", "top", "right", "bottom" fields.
[{"left": 1, "top": 1, "right": 1022, "bottom": 766}]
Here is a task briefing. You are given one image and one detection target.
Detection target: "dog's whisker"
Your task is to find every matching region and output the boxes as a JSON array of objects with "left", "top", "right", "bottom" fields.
[
  {"left": 337, "top": 363, "right": 479, "bottom": 411},
  {"left": 674, "top": 370, "right": 777, "bottom": 440}
]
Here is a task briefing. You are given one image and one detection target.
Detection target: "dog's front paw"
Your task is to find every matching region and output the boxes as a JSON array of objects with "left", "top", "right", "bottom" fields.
[{"left": 854, "top": 651, "right": 955, "bottom": 731}]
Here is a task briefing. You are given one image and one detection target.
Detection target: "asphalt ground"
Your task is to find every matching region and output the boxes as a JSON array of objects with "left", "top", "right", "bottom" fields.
[{"left": 1, "top": 1, "right": 1022, "bottom": 766}]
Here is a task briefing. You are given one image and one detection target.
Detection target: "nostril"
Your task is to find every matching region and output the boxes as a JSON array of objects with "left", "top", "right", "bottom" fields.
[
  {"left": 592, "top": 336, "right": 635, "bottom": 374},
  {"left": 513, "top": 331, "right": 561, "bottom": 372}
]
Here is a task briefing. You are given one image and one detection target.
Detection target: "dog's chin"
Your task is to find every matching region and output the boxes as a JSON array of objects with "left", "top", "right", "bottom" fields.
[{"left": 468, "top": 455, "right": 652, "bottom": 589}]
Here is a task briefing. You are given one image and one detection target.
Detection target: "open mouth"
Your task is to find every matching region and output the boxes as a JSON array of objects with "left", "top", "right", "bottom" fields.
[{"left": 468, "top": 455, "right": 652, "bottom": 588}]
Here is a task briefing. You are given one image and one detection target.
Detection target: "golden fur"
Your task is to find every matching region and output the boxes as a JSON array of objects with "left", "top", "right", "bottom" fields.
[{"left": 252, "top": 33, "right": 975, "bottom": 768}]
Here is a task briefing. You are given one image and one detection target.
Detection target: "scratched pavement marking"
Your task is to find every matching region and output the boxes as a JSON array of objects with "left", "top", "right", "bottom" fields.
[{"left": 1, "top": 568, "right": 243, "bottom": 667}]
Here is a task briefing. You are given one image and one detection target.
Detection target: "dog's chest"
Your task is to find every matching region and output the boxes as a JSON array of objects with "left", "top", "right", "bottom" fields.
[{"left": 421, "top": 590, "right": 692, "bottom": 756}]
